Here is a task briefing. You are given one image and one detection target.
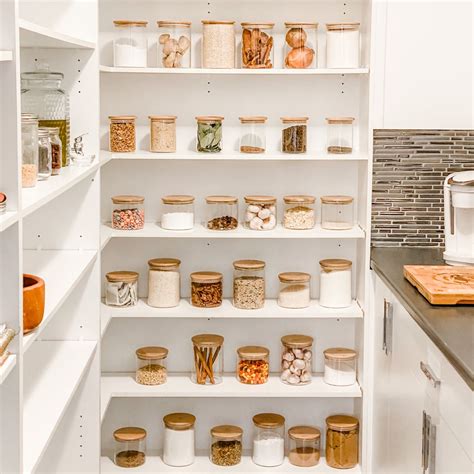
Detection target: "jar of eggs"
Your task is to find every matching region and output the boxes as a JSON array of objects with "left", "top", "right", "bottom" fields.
[{"left": 284, "top": 22, "right": 318, "bottom": 69}]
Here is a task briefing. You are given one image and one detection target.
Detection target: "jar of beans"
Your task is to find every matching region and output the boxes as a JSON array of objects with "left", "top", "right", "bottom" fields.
[
  {"left": 281, "top": 117, "right": 308, "bottom": 153},
  {"left": 206, "top": 195, "right": 238, "bottom": 231},
  {"left": 105, "top": 271, "right": 139, "bottom": 307},
  {"left": 111, "top": 195, "right": 145, "bottom": 230},
  {"left": 244, "top": 195, "right": 277, "bottom": 231},
  {"left": 280, "top": 334, "right": 313, "bottom": 385},
  {"left": 113, "top": 427, "right": 147, "bottom": 468},
  {"left": 210, "top": 425, "right": 243, "bottom": 466},
  {"left": 236, "top": 345, "right": 269, "bottom": 384},
  {"left": 135, "top": 346, "right": 168, "bottom": 385},
  {"left": 109, "top": 115, "right": 136, "bottom": 152},
  {"left": 283, "top": 195, "right": 316, "bottom": 230},
  {"left": 190, "top": 271, "right": 223, "bottom": 308},
  {"left": 192, "top": 334, "right": 224, "bottom": 385},
  {"left": 149, "top": 115, "right": 176, "bottom": 153},
  {"left": 147, "top": 258, "right": 181, "bottom": 308},
  {"left": 233, "top": 259, "right": 265, "bottom": 309}
]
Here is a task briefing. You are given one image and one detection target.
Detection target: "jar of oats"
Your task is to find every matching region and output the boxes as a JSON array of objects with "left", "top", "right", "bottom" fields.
[
  {"left": 135, "top": 346, "right": 168, "bottom": 385},
  {"left": 109, "top": 115, "right": 136, "bottom": 152},
  {"left": 202, "top": 20, "right": 235, "bottom": 68},
  {"left": 147, "top": 258, "right": 181, "bottom": 308},
  {"left": 283, "top": 195, "right": 316, "bottom": 230},
  {"left": 149, "top": 115, "right": 176, "bottom": 153},
  {"left": 190, "top": 271, "right": 223, "bottom": 308},
  {"left": 233, "top": 259, "right": 265, "bottom": 310}
]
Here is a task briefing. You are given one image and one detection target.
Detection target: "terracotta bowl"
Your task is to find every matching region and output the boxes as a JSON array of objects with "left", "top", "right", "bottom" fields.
[{"left": 23, "top": 274, "right": 45, "bottom": 334}]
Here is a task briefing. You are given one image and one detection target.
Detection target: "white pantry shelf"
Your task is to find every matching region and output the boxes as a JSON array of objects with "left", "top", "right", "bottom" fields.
[
  {"left": 0, "top": 50, "right": 13, "bottom": 61},
  {"left": 0, "top": 211, "right": 19, "bottom": 232},
  {"left": 0, "top": 355, "right": 17, "bottom": 385}
]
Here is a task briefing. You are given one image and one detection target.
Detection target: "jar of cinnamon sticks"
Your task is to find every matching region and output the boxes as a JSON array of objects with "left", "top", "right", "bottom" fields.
[{"left": 191, "top": 334, "right": 224, "bottom": 385}]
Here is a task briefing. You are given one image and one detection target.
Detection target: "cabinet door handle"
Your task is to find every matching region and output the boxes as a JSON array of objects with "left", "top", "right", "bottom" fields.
[
  {"left": 422, "top": 411, "right": 430, "bottom": 472},
  {"left": 420, "top": 362, "right": 441, "bottom": 388},
  {"left": 383, "top": 299, "right": 393, "bottom": 355}
]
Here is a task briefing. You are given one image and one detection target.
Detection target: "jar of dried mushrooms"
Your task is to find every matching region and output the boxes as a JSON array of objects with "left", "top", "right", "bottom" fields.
[
  {"left": 191, "top": 333, "right": 224, "bottom": 385},
  {"left": 190, "top": 271, "right": 223, "bottom": 308},
  {"left": 202, "top": 21, "right": 235, "bottom": 68},
  {"left": 157, "top": 21, "right": 191, "bottom": 68},
  {"left": 135, "top": 346, "right": 168, "bottom": 385},
  {"left": 149, "top": 115, "right": 176, "bottom": 153},
  {"left": 241, "top": 23, "right": 274, "bottom": 68},
  {"left": 325, "top": 415, "right": 359, "bottom": 469},
  {"left": 113, "top": 427, "right": 147, "bottom": 468}
]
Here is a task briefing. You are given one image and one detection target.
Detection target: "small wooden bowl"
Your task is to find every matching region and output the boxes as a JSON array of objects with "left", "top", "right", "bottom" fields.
[{"left": 23, "top": 274, "right": 45, "bottom": 334}]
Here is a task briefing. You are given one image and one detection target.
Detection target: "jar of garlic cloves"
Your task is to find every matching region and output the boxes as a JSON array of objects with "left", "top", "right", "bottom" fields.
[{"left": 157, "top": 21, "right": 192, "bottom": 68}]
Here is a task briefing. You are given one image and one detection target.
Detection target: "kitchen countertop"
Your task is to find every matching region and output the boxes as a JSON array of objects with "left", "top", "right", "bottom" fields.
[{"left": 371, "top": 247, "right": 474, "bottom": 390}]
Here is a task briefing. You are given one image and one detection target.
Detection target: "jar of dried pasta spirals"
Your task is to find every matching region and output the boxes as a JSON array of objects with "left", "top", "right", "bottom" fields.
[{"left": 149, "top": 115, "right": 177, "bottom": 152}]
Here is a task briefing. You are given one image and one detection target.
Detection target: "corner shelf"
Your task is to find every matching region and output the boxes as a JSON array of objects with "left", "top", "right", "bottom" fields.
[
  {"left": 0, "top": 50, "right": 13, "bottom": 61},
  {"left": 0, "top": 355, "right": 17, "bottom": 385}
]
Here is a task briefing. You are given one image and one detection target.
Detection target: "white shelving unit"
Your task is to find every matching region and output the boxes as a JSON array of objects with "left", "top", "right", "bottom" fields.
[
  {"left": 0, "top": 50, "right": 13, "bottom": 61},
  {"left": 0, "top": 354, "right": 17, "bottom": 385}
]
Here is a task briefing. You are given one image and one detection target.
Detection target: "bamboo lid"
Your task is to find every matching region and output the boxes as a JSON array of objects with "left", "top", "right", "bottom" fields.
[
  {"left": 162, "top": 195, "right": 195, "bottom": 204},
  {"left": 233, "top": 259, "right": 265, "bottom": 270},
  {"left": 324, "top": 347, "right": 357, "bottom": 361},
  {"left": 244, "top": 195, "right": 276, "bottom": 204},
  {"left": 113, "top": 20, "right": 148, "bottom": 27},
  {"left": 253, "top": 413, "right": 285, "bottom": 428},
  {"left": 326, "top": 22, "right": 360, "bottom": 31},
  {"left": 111, "top": 195, "right": 145, "bottom": 204},
  {"left": 149, "top": 115, "right": 177, "bottom": 122},
  {"left": 281, "top": 116, "right": 309, "bottom": 124},
  {"left": 211, "top": 425, "right": 243, "bottom": 439},
  {"left": 285, "top": 22, "right": 318, "bottom": 28},
  {"left": 239, "top": 116, "right": 268, "bottom": 124},
  {"left": 0, "top": 193, "right": 6, "bottom": 203},
  {"left": 195, "top": 115, "right": 224, "bottom": 123},
  {"left": 202, "top": 20, "right": 235, "bottom": 25},
  {"left": 163, "top": 413, "right": 196, "bottom": 430},
  {"left": 136, "top": 346, "right": 169, "bottom": 360},
  {"left": 113, "top": 427, "right": 147, "bottom": 442},
  {"left": 281, "top": 334, "right": 313, "bottom": 348},
  {"left": 326, "top": 117, "right": 355, "bottom": 125},
  {"left": 205, "top": 195, "right": 238, "bottom": 204},
  {"left": 192, "top": 333, "right": 224, "bottom": 347},
  {"left": 288, "top": 425, "right": 321, "bottom": 441},
  {"left": 320, "top": 195, "right": 353, "bottom": 205},
  {"left": 241, "top": 22, "right": 275, "bottom": 29},
  {"left": 106, "top": 271, "right": 139, "bottom": 283},
  {"left": 148, "top": 258, "right": 181, "bottom": 269},
  {"left": 157, "top": 20, "right": 191, "bottom": 27},
  {"left": 190, "top": 271, "right": 223, "bottom": 284},
  {"left": 326, "top": 415, "right": 359, "bottom": 431},
  {"left": 283, "top": 195, "right": 316, "bottom": 204},
  {"left": 108, "top": 115, "right": 137, "bottom": 121},
  {"left": 237, "top": 345, "right": 269, "bottom": 360},
  {"left": 278, "top": 272, "right": 311, "bottom": 283},
  {"left": 319, "top": 259, "right": 352, "bottom": 271}
]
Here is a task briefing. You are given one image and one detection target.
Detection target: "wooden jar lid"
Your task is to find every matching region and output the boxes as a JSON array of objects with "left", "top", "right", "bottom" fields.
[
  {"left": 163, "top": 413, "right": 196, "bottom": 430},
  {"left": 162, "top": 195, "right": 195, "bottom": 204},
  {"left": 324, "top": 347, "right": 357, "bottom": 361},
  {"left": 320, "top": 195, "right": 353, "bottom": 205},
  {"left": 281, "top": 334, "right": 313, "bottom": 348},
  {"left": 106, "top": 271, "right": 139, "bottom": 283},
  {"left": 237, "top": 345, "right": 269, "bottom": 360},
  {"left": 190, "top": 271, "right": 223, "bottom": 283},
  {"left": 195, "top": 115, "right": 224, "bottom": 123},
  {"left": 108, "top": 115, "right": 137, "bottom": 121},
  {"left": 136, "top": 346, "right": 169, "bottom": 360},
  {"left": 326, "top": 415, "right": 359, "bottom": 431},
  {"left": 288, "top": 425, "right": 321, "bottom": 440},
  {"left": 326, "top": 22, "right": 360, "bottom": 31},
  {"left": 202, "top": 20, "right": 235, "bottom": 25},
  {"left": 283, "top": 195, "right": 316, "bottom": 204},
  {"left": 205, "top": 195, "right": 238, "bottom": 204},
  {"left": 148, "top": 115, "right": 177, "bottom": 122},
  {"left": 148, "top": 258, "right": 181, "bottom": 269},
  {"left": 239, "top": 116, "right": 268, "bottom": 124},
  {"left": 281, "top": 116, "right": 309, "bottom": 124},
  {"left": 192, "top": 333, "right": 224, "bottom": 347},
  {"left": 111, "top": 195, "right": 144, "bottom": 204},
  {"left": 157, "top": 20, "right": 191, "bottom": 27},
  {"left": 233, "top": 259, "right": 265, "bottom": 270},
  {"left": 241, "top": 22, "right": 274, "bottom": 29},
  {"left": 244, "top": 195, "right": 276, "bottom": 204},
  {"left": 211, "top": 425, "right": 243, "bottom": 439},
  {"left": 319, "top": 259, "right": 352, "bottom": 271},
  {"left": 285, "top": 22, "right": 318, "bottom": 28},
  {"left": 278, "top": 272, "right": 311, "bottom": 283},
  {"left": 326, "top": 117, "right": 355, "bottom": 125},
  {"left": 113, "top": 427, "right": 147, "bottom": 442},
  {"left": 113, "top": 20, "right": 148, "bottom": 27},
  {"left": 253, "top": 413, "right": 285, "bottom": 428}
]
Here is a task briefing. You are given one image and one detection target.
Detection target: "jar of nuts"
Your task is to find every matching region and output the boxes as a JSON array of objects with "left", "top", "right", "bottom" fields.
[
  {"left": 149, "top": 115, "right": 177, "bottom": 153},
  {"left": 205, "top": 195, "right": 238, "bottom": 231},
  {"left": 135, "top": 346, "right": 168, "bottom": 385},
  {"left": 190, "top": 271, "right": 223, "bottom": 308},
  {"left": 109, "top": 115, "right": 136, "bottom": 153},
  {"left": 244, "top": 195, "right": 277, "bottom": 231},
  {"left": 280, "top": 334, "right": 313, "bottom": 385},
  {"left": 157, "top": 21, "right": 192, "bottom": 68},
  {"left": 283, "top": 195, "right": 316, "bottom": 230},
  {"left": 111, "top": 195, "right": 145, "bottom": 230},
  {"left": 233, "top": 259, "right": 265, "bottom": 309},
  {"left": 236, "top": 345, "right": 269, "bottom": 384}
]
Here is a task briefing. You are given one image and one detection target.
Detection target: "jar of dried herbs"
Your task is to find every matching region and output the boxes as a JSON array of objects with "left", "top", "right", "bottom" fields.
[
  {"left": 109, "top": 115, "right": 136, "bottom": 153},
  {"left": 196, "top": 116, "right": 223, "bottom": 153},
  {"left": 190, "top": 271, "right": 223, "bottom": 308},
  {"left": 325, "top": 415, "right": 359, "bottom": 469},
  {"left": 46, "top": 127, "right": 62, "bottom": 175},
  {"left": 281, "top": 117, "right": 308, "bottom": 153},
  {"left": 210, "top": 425, "right": 243, "bottom": 466},
  {"left": 239, "top": 116, "right": 267, "bottom": 153},
  {"left": 191, "top": 333, "right": 224, "bottom": 385},
  {"left": 113, "top": 427, "right": 147, "bottom": 468},
  {"left": 149, "top": 115, "right": 176, "bottom": 153}
]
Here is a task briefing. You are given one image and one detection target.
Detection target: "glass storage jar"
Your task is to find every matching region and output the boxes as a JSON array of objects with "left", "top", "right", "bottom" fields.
[
  {"left": 46, "top": 127, "right": 62, "bottom": 175},
  {"left": 206, "top": 195, "right": 238, "bottom": 230},
  {"left": 237, "top": 345, "right": 269, "bottom": 384},
  {"left": 149, "top": 115, "right": 176, "bottom": 152},
  {"left": 113, "top": 20, "right": 148, "bottom": 67},
  {"left": 281, "top": 117, "right": 308, "bottom": 153},
  {"left": 21, "top": 114, "right": 39, "bottom": 188},
  {"left": 111, "top": 195, "right": 145, "bottom": 230},
  {"left": 320, "top": 195, "right": 354, "bottom": 230},
  {"left": 191, "top": 334, "right": 224, "bottom": 384},
  {"left": 147, "top": 258, "right": 181, "bottom": 308},
  {"left": 252, "top": 413, "right": 285, "bottom": 467},
  {"left": 163, "top": 413, "right": 196, "bottom": 467},
  {"left": 280, "top": 334, "right": 313, "bottom": 385},
  {"left": 161, "top": 195, "right": 195, "bottom": 230},
  {"left": 157, "top": 21, "right": 191, "bottom": 68},
  {"left": 326, "top": 117, "right": 355, "bottom": 154},
  {"left": 319, "top": 259, "right": 352, "bottom": 308},
  {"left": 244, "top": 195, "right": 277, "bottom": 231},
  {"left": 21, "top": 69, "right": 70, "bottom": 167},
  {"left": 283, "top": 195, "right": 316, "bottom": 230},
  {"left": 278, "top": 272, "right": 311, "bottom": 309},
  {"left": 0, "top": 193, "right": 6, "bottom": 215},
  {"left": 113, "top": 427, "right": 147, "bottom": 468},
  {"left": 233, "top": 259, "right": 265, "bottom": 309},
  {"left": 38, "top": 128, "right": 52, "bottom": 180},
  {"left": 210, "top": 425, "right": 243, "bottom": 466},
  {"left": 241, "top": 23, "right": 274, "bottom": 68},
  {"left": 135, "top": 346, "right": 168, "bottom": 385},
  {"left": 202, "top": 21, "right": 235, "bottom": 68},
  {"left": 109, "top": 115, "right": 136, "bottom": 153},
  {"left": 288, "top": 426, "right": 321, "bottom": 467},
  {"left": 105, "top": 271, "right": 139, "bottom": 307},
  {"left": 196, "top": 116, "right": 223, "bottom": 153},
  {"left": 326, "top": 23, "right": 360, "bottom": 68},
  {"left": 323, "top": 348, "right": 357, "bottom": 386},
  {"left": 190, "top": 272, "right": 223, "bottom": 308},
  {"left": 325, "top": 415, "right": 359, "bottom": 469},
  {"left": 284, "top": 23, "right": 318, "bottom": 69},
  {"left": 239, "top": 116, "right": 267, "bottom": 153}
]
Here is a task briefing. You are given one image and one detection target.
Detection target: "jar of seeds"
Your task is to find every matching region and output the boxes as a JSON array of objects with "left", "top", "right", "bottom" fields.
[
  {"left": 205, "top": 195, "right": 238, "bottom": 231},
  {"left": 109, "top": 115, "right": 136, "bottom": 152},
  {"left": 233, "top": 259, "right": 265, "bottom": 309},
  {"left": 210, "top": 425, "right": 243, "bottom": 466},
  {"left": 112, "top": 195, "right": 145, "bottom": 230},
  {"left": 149, "top": 115, "right": 176, "bottom": 152},
  {"left": 113, "top": 427, "right": 147, "bottom": 468},
  {"left": 105, "top": 271, "right": 139, "bottom": 307},
  {"left": 191, "top": 334, "right": 224, "bottom": 385},
  {"left": 196, "top": 116, "right": 223, "bottom": 152},
  {"left": 281, "top": 117, "right": 308, "bottom": 153},
  {"left": 135, "top": 346, "right": 168, "bottom": 385},
  {"left": 190, "top": 271, "right": 223, "bottom": 308}
]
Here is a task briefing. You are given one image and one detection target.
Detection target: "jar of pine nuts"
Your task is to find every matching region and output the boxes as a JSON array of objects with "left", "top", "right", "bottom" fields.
[
  {"left": 149, "top": 115, "right": 176, "bottom": 152},
  {"left": 109, "top": 115, "right": 136, "bottom": 153},
  {"left": 202, "top": 21, "right": 235, "bottom": 68},
  {"left": 135, "top": 346, "right": 168, "bottom": 385}
]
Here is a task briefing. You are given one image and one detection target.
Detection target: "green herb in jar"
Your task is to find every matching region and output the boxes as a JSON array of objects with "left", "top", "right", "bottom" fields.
[{"left": 197, "top": 120, "right": 223, "bottom": 153}]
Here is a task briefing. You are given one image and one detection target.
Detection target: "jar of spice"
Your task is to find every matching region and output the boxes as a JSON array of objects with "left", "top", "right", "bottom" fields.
[
  {"left": 280, "top": 334, "right": 313, "bottom": 385},
  {"left": 206, "top": 195, "right": 238, "bottom": 231},
  {"left": 233, "top": 259, "right": 265, "bottom": 309},
  {"left": 241, "top": 23, "right": 274, "bottom": 68},
  {"left": 237, "top": 346, "right": 269, "bottom": 384},
  {"left": 149, "top": 115, "right": 176, "bottom": 153},
  {"left": 284, "top": 23, "right": 318, "bottom": 69},
  {"left": 157, "top": 21, "right": 192, "bottom": 68},
  {"left": 196, "top": 116, "right": 223, "bottom": 153},
  {"left": 281, "top": 117, "right": 308, "bottom": 153},
  {"left": 320, "top": 195, "right": 354, "bottom": 230},
  {"left": 147, "top": 258, "right": 181, "bottom": 308},
  {"left": 244, "top": 195, "right": 277, "bottom": 231},
  {"left": 135, "top": 346, "right": 168, "bottom": 385},
  {"left": 323, "top": 348, "right": 357, "bottom": 386},
  {"left": 326, "top": 23, "right": 360, "bottom": 68},
  {"left": 113, "top": 427, "right": 147, "bottom": 468},
  {"left": 21, "top": 113, "right": 39, "bottom": 188},
  {"left": 38, "top": 128, "right": 52, "bottom": 180},
  {"left": 252, "top": 413, "right": 285, "bottom": 467},
  {"left": 210, "top": 425, "right": 242, "bottom": 466},
  {"left": 239, "top": 116, "right": 267, "bottom": 153},
  {"left": 111, "top": 195, "right": 145, "bottom": 230},
  {"left": 46, "top": 127, "right": 62, "bottom": 175},
  {"left": 202, "top": 21, "right": 235, "bottom": 68},
  {"left": 319, "top": 259, "right": 352, "bottom": 308},
  {"left": 113, "top": 20, "right": 148, "bottom": 67},
  {"left": 288, "top": 426, "right": 321, "bottom": 467},
  {"left": 109, "top": 115, "right": 136, "bottom": 153},
  {"left": 325, "top": 415, "right": 359, "bottom": 469},
  {"left": 190, "top": 271, "right": 223, "bottom": 308},
  {"left": 278, "top": 272, "right": 311, "bottom": 309},
  {"left": 161, "top": 195, "right": 195, "bottom": 230},
  {"left": 163, "top": 413, "right": 196, "bottom": 467},
  {"left": 105, "top": 271, "right": 139, "bottom": 307},
  {"left": 191, "top": 334, "right": 224, "bottom": 385},
  {"left": 283, "top": 195, "right": 316, "bottom": 230},
  {"left": 326, "top": 117, "right": 355, "bottom": 154}
]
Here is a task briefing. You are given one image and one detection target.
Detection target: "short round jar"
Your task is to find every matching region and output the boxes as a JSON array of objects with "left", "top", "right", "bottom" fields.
[
  {"left": 320, "top": 195, "right": 354, "bottom": 230},
  {"left": 210, "top": 425, "right": 243, "bottom": 466},
  {"left": 236, "top": 345, "right": 269, "bottom": 384},
  {"left": 113, "top": 20, "right": 148, "bottom": 67},
  {"left": 323, "top": 348, "right": 357, "bottom": 386},
  {"left": 244, "top": 195, "right": 277, "bottom": 231},
  {"left": 149, "top": 115, "right": 177, "bottom": 153},
  {"left": 241, "top": 23, "right": 274, "bottom": 69},
  {"left": 326, "top": 23, "right": 360, "bottom": 69},
  {"left": 325, "top": 415, "right": 359, "bottom": 469},
  {"left": 252, "top": 413, "right": 285, "bottom": 467},
  {"left": 284, "top": 22, "right": 318, "bottom": 69},
  {"left": 157, "top": 21, "right": 192, "bottom": 68},
  {"left": 288, "top": 425, "right": 321, "bottom": 467},
  {"left": 113, "top": 427, "right": 147, "bottom": 468},
  {"left": 105, "top": 271, "right": 139, "bottom": 307},
  {"left": 319, "top": 259, "right": 352, "bottom": 308},
  {"left": 233, "top": 259, "right": 265, "bottom": 310},
  {"left": 281, "top": 117, "right": 308, "bottom": 153},
  {"left": 239, "top": 116, "right": 267, "bottom": 154},
  {"left": 109, "top": 115, "right": 136, "bottom": 153},
  {"left": 163, "top": 413, "right": 196, "bottom": 467},
  {"left": 161, "top": 195, "right": 195, "bottom": 230},
  {"left": 283, "top": 195, "right": 316, "bottom": 230},
  {"left": 147, "top": 258, "right": 181, "bottom": 308},
  {"left": 196, "top": 116, "right": 224, "bottom": 153},
  {"left": 202, "top": 21, "right": 235, "bottom": 68},
  {"left": 206, "top": 195, "right": 238, "bottom": 231},
  {"left": 111, "top": 195, "right": 145, "bottom": 230},
  {"left": 192, "top": 334, "right": 224, "bottom": 385},
  {"left": 135, "top": 346, "right": 168, "bottom": 385},
  {"left": 326, "top": 117, "right": 354, "bottom": 154},
  {"left": 190, "top": 272, "right": 223, "bottom": 308},
  {"left": 280, "top": 334, "right": 313, "bottom": 385},
  {"left": 278, "top": 272, "right": 311, "bottom": 309}
]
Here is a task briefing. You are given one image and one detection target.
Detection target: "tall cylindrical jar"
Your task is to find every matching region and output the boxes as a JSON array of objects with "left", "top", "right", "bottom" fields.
[
  {"left": 288, "top": 426, "right": 321, "bottom": 467},
  {"left": 135, "top": 346, "right": 168, "bottom": 385},
  {"left": 157, "top": 21, "right": 192, "bottom": 68},
  {"left": 149, "top": 116, "right": 176, "bottom": 153},
  {"left": 46, "top": 127, "right": 62, "bottom": 175},
  {"left": 278, "top": 272, "right": 311, "bottom": 309},
  {"left": 323, "top": 348, "right": 357, "bottom": 386},
  {"left": 191, "top": 334, "right": 224, "bottom": 385},
  {"left": 319, "top": 259, "right": 352, "bottom": 308},
  {"left": 147, "top": 258, "right": 181, "bottom": 308},
  {"left": 113, "top": 427, "right": 147, "bottom": 468},
  {"left": 239, "top": 116, "right": 267, "bottom": 153},
  {"left": 252, "top": 413, "right": 285, "bottom": 467},
  {"left": 281, "top": 117, "right": 308, "bottom": 153},
  {"left": 283, "top": 195, "right": 316, "bottom": 230},
  {"left": 113, "top": 20, "right": 148, "bottom": 67},
  {"left": 196, "top": 116, "right": 223, "bottom": 153},
  {"left": 109, "top": 115, "right": 136, "bottom": 153},
  {"left": 210, "top": 425, "right": 243, "bottom": 466},
  {"left": 37, "top": 128, "right": 52, "bottom": 180},
  {"left": 241, "top": 23, "right": 274, "bottom": 68},
  {"left": 161, "top": 195, "right": 195, "bottom": 230},
  {"left": 325, "top": 415, "right": 359, "bottom": 469},
  {"left": 21, "top": 113, "right": 39, "bottom": 188},
  {"left": 326, "top": 117, "right": 354, "bottom": 154},
  {"left": 233, "top": 259, "right": 265, "bottom": 309},
  {"left": 280, "top": 334, "right": 313, "bottom": 385},
  {"left": 284, "top": 23, "right": 318, "bottom": 69},
  {"left": 326, "top": 23, "right": 360, "bottom": 68},
  {"left": 163, "top": 413, "right": 196, "bottom": 467},
  {"left": 202, "top": 21, "right": 235, "bottom": 68}
]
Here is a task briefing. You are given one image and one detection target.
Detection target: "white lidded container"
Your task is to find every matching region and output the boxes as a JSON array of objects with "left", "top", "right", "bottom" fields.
[
  {"left": 320, "top": 195, "right": 354, "bottom": 230},
  {"left": 252, "top": 413, "right": 285, "bottom": 467},
  {"left": 161, "top": 195, "right": 195, "bottom": 230},
  {"left": 323, "top": 347, "right": 357, "bottom": 386},
  {"left": 113, "top": 20, "right": 148, "bottom": 68},
  {"left": 202, "top": 20, "right": 235, "bottom": 68},
  {"left": 326, "top": 22, "right": 360, "bottom": 68},
  {"left": 147, "top": 258, "right": 181, "bottom": 308},
  {"left": 162, "top": 413, "right": 196, "bottom": 467},
  {"left": 319, "top": 259, "right": 352, "bottom": 308}
]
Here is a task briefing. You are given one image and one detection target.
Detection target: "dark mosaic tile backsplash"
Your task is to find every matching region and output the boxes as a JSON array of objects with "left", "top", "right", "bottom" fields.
[{"left": 372, "top": 130, "right": 474, "bottom": 247}]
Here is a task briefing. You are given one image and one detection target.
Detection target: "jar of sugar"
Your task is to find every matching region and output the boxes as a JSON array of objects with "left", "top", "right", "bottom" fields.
[
  {"left": 113, "top": 20, "right": 148, "bottom": 68},
  {"left": 323, "top": 348, "right": 357, "bottom": 386},
  {"left": 147, "top": 258, "right": 181, "bottom": 308},
  {"left": 163, "top": 413, "right": 196, "bottom": 467},
  {"left": 160, "top": 195, "right": 195, "bottom": 230},
  {"left": 277, "top": 272, "right": 311, "bottom": 309},
  {"left": 252, "top": 413, "right": 285, "bottom": 467},
  {"left": 320, "top": 195, "right": 354, "bottom": 230},
  {"left": 326, "top": 22, "right": 360, "bottom": 68},
  {"left": 319, "top": 259, "right": 352, "bottom": 308}
]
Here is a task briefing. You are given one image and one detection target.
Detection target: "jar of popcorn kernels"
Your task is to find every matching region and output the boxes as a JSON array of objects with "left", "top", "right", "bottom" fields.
[{"left": 111, "top": 195, "right": 145, "bottom": 230}]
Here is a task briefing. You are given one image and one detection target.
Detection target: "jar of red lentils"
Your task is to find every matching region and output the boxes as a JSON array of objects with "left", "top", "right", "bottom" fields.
[{"left": 111, "top": 195, "right": 145, "bottom": 230}]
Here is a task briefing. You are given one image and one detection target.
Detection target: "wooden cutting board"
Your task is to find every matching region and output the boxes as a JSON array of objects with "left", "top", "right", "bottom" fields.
[{"left": 404, "top": 265, "right": 474, "bottom": 305}]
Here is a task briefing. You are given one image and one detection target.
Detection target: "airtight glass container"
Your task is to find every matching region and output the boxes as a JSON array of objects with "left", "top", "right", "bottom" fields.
[
  {"left": 109, "top": 115, "right": 136, "bottom": 153},
  {"left": 241, "top": 23, "right": 274, "bottom": 68},
  {"left": 278, "top": 272, "right": 311, "bottom": 309},
  {"left": 206, "top": 195, "right": 238, "bottom": 231},
  {"left": 105, "top": 271, "right": 139, "bottom": 307},
  {"left": 192, "top": 334, "right": 224, "bottom": 385},
  {"left": 284, "top": 23, "right": 318, "bottom": 69},
  {"left": 135, "top": 346, "right": 168, "bottom": 385},
  {"left": 244, "top": 195, "right": 277, "bottom": 231},
  {"left": 38, "top": 128, "right": 52, "bottom": 180},
  {"left": 283, "top": 195, "right": 316, "bottom": 230},
  {"left": 21, "top": 114, "right": 39, "bottom": 188},
  {"left": 323, "top": 348, "right": 357, "bottom": 386},
  {"left": 326, "top": 117, "right": 355, "bottom": 154},
  {"left": 202, "top": 21, "right": 235, "bottom": 68},
  {"left": 280, "top": 334, "right": 313, "bottom": 385},
  {"left": 113, "top": 427, "right": 147, "bottom": 468},
  {"left": 281, "top": 117, "right": 308, "bottom": 153},
  {"left": 157, "top": 21, "right": 191, "bottom": 68},
  {"left": 46, "top": 127, "right": 62, "bottom": 175},
  {"left": 111, "top": 195, "right": 145, "bottom": 230},
  {"left": 288, "top": 426, "right": 321, "bottom": 467},
  {"left": 147, "top": 258, "right": 181, "bottom": 308},
  {"left": 149, "top": 116, "right": 176, "bottom": 153},
  {"left": 113, "top": 20, "right": 148, "bottom": 67},
  {"left": 326, "top": 23, "right": 360, "bottom": 68},
  {"left": 210, "top": 425, "right": 243, "bottom": 466},
  {"left": 239, "top": 116, "right": 267, "bottom": 153},
  {"left": 190, "top": 272, "right": 223, "bottom": 308},
  {"left": 252, "top": 413, "right": 285, "bottom": 467},
  {"left": 320, "top": 195, "right": 354, "bottom": 230},
  {"left": 196, "top": 116, "right": 223, "bottom": 153},
  {"left": 319, "top": 259, "right": 352, "bottom": 308},
  {"left": 237, "top": 346, "right": 269, "bottom": 384},
  {"left": 163, "top": 413, "right": 196, "bottom": 467},
  {"left": 233, "top": 260, "right": 265, "bottom": 310},
  {"left": 161, "top": 195, "right": 195, "bottom": 230},
  {"left": 325, "top": 415, "right": 359, "bottom": 469}
]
